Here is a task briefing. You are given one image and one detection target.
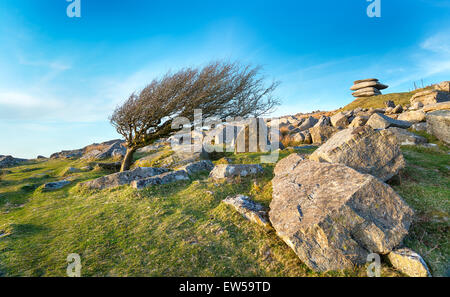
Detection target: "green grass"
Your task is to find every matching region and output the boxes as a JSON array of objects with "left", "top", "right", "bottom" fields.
[
  {"left": 340, "top": 86, "right": 433, "bottom": 111},
  {"left": 0, "top": 140, "right": 448, "bottom": 277}
]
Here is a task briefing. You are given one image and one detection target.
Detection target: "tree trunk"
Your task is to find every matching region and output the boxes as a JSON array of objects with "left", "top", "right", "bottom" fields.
[{"left": 120, "top": 148, "right": 136, "bottom": 172}]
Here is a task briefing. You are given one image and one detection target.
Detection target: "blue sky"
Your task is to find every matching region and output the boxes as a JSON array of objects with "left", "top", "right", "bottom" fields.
[{"left": 0, "top": 0, "right": 449, "bottom": 158}]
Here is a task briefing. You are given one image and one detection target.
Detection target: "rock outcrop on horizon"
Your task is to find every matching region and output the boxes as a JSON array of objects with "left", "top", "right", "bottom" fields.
[
  {"left": 350, "top": 78, "right": 389, "bottom": 99},
  {"left": 0, "top": 155, "right": 27, "bottom": 169}
]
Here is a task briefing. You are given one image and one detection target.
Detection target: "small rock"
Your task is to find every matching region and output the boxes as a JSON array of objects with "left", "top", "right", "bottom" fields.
[
  {"left": 314, "top": 116, "right": 331, "bottom": 127},
  {"left": 62, "top": 167, "right": 82, "bottom": 175},
  {"left": 385, "top": 100, "right": 396, "bottom": 108},
  {"left": 366, "top": 113, "right": 412, "bottom": 130},
  {"left": 397, "top": 110, "right": 426, "bottom": 123},
  {"left": 222, "top": 195, "right": 271, "bottom": 229},
  {"left": 209, "top": 164, "right": 264, "bottom": 179},
  {"left": 131, "top": 170, "right": 189, "bottom": 189},
  {"left": 348, "top": 116, "right": 369, "bottom": 128},
  {"left": 330, "top": 112, "right": 349, "bottom": 129},
  {"left": 81, "top": 167, "right": 169, "bottom": 190},
  {"left": 43, "top": 180, "right": 71, "bottom": 191},
  {"left": 411, "top": 122, "right": 427, "bottom": 132},
  {"left": 297, "top": 116, "right": 319, "bottom": 131},
  {"left": 387, "top": 248, "right": 431, "bottom": 277},
  {"left": 309, "top": 126, "right": 339, "bottom": 144}
]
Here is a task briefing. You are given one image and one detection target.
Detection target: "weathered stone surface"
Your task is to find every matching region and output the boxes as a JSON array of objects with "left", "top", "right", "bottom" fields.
[
  {"left": 289, "top": 129, "right": 312, "bottom": 144},
  {"left": 270, "top": 157, "right": 414, "bottom": 272},
  {"left": 297, "top": 116, "right": 318, "bottom": 131},
  {"left": 314, "top": 116, "right": 331, "bottom": 127},
  {"left": 388, "top": 248, "right": 431, "bottom": 277},
  {"left": 209, "top": 164, "right": 263, "bottom": 179},
  {"left": 0, "top": 155, "right": 27, "bottom": 169},
  {"left": 178, "top": 160, "right": 214, "bottom": 175},
  {"left": 310, "top": 127, "right": 405, "bottom": 181},
  {"left": 309, "top": 126, "right": 339, "bottom": 144},
  {"left": 423, "top": 102, "right": 450, "bottom": 113},
  {"left": 388, "top": 128, "right": 427, "bottom": 146},
  {"left": 93, "top": 162, "right": 122, "bottom": 171},
  {"left": 82, "top": 141, "right": 126, "bottom": 160},
  {"left": 433, "top": 81, "right": 450, "bottom": 92},
  {"left": 82, "top": 167, "right": 169, "bottom": 189},
  {"left": 222, "top": 195, "right": 271, "bottom": 229},
  {"left": 410, "top": 101, "right": 424, "bottom": 110},
  {"left": 330, "top": 112, "right": 349, "bottom": 129},
  {"left": 366, "top": 113, "right": 412, "bottom": 130},
  {"left": 352, "top": 87, "right": 381, "bottom": 97},
  {"left": 43, "top": 180, "right": 71, "bottom": 191},
  {"left": 348, "top": 116, "right": 368, "bottom": 128},
  {"left": 351, "top": 81, "right": 388, "bottom": 91},
  {"left": 411, "top": 122, "right": 427, "bottom": 132},
  {"left": 426, "top": 110, "right": 450, "bottom": 144},
  {"left": 131, "top": 170, "right": 189, "bottom": 189},
  {"left": 411, "top": 90, "right": 450, "bottom": 106},
  {"left": 354, "top": 78, "right": 378, "bottom": 85},
  {"left": 397, "top": 110, "right": 426, "bottom": 123}
]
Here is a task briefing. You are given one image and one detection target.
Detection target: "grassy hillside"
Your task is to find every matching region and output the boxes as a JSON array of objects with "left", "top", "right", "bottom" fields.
[
  {"left": 341, "top": 86, "right": 433, "bottom": 111},
  {"left": 0, "top": 139, "right": 448, "bottom": 277}
]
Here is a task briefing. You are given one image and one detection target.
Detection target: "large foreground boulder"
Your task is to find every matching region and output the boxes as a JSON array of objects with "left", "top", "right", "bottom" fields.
[
  {"left": 81, "top": 167, "right": 169, "bottom": 190},
  {"left": 178, "top": 160, "right": 214, "bottom": 175},
  {"left": 81, "top": 141, "right": 126, "bottom": 160},
  {"left": 310, "top": 127, "right": 405, "bottom": 181},
  {"left": 426, "top": 110, "right": 450, "bottom": 145},
  {"left": 269, "top": 155, "right": 414, "bottom": 272}
]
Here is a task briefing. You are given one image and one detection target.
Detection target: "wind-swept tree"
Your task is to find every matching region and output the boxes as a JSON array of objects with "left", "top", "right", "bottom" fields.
[{"left": 110, "top": 61, "right": 280, "bottom": 171}]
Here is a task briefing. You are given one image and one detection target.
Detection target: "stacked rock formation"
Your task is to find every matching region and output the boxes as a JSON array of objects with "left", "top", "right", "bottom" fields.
[{"left": 350, "top": 78, "right": 389, "bottom": 99}]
